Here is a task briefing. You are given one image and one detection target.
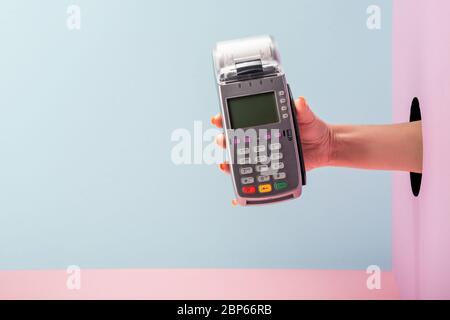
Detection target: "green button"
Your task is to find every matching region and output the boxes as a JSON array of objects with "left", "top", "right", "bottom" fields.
[{"left": 274, "top": 182, "right": 288, "bottom": 190}]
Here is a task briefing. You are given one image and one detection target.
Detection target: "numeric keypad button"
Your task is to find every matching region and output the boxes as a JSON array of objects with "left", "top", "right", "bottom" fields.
[
  {"left": 271, "top": 162, "right": 285, "bottom": 171},
  {"left": 241, "top": 177, "right": 254, "bottom": 185},
  {"left": 253, "top": 145, "right": 266, "bottom": 153},
  {"left": 269, "top": 143, "right": 281, "bottom": 151},
  {"left": 273, "top": 172, "right": 286, "bottom": 180},
  {"left": 256, "top": 165, "right": 269, "bottom": 173},
  {"left": 255, "top": 155, "right": 268, "bottom": 164},
  {"left": 237, "top": 148, "right": 250, "bottom": 155},
  {"left": 270, "top": 153, "right": 283, "bottom": 161},
  {"left": 237, "top": 158, "right": 251, "bottom": 165},
  {"left": 240, "top": 167, "right": 253, "bottom": 175}
]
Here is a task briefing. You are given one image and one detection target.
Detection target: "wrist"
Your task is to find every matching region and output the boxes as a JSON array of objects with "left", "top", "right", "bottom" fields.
[{"left": 328, "top": 124, "right": 346, "bottom": 167}]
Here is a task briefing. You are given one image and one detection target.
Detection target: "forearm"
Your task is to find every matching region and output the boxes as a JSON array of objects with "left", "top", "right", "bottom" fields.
[{"left": 329, "top": 121, "right": 423, "bottom": 173}]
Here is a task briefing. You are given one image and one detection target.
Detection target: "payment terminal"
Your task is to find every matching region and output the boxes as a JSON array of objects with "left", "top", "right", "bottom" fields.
[{"left": 213, "top": 35, "right": 306, "bottom": 206}]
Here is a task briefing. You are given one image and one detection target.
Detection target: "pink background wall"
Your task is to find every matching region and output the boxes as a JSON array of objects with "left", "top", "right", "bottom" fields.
[{"left": 393, "top": 0, "right": 450, "bottom": 299}]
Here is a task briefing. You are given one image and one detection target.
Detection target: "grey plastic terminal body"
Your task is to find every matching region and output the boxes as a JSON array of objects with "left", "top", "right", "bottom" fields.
[{"left": 213, "top": 36, "right": 306, "bottom": 206}]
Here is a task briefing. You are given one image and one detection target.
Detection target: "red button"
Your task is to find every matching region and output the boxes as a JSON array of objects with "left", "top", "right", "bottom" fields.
[{"left": 242, "top": 186, "right": 256, "bottom": 194}]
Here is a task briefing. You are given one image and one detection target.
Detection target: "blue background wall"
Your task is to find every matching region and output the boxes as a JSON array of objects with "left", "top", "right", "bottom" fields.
[{"left": 0, "top": 0, "right": 392, "bottom": 269}]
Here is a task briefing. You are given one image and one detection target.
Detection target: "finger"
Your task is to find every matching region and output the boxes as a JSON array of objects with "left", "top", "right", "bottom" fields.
[
  {"left": 295, "top": 97, "right": 316, "bottom": 125},
  {"left": 219, "top": 162, "right": 231, "bottom": 174},
  {"left": 212, "top": 115, "right": 238, "bottom": 208},
  {"left": 215, "top": 133, "right": 227, "bottom": 149},
  {"left": 211, "top": 114, "right": 223, "bottom": 128}
]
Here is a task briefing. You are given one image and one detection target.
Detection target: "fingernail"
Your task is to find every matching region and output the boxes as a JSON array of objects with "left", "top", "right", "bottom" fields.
[
  {"left": 211, "top": 116, "right": 216, "bottom": 126},
  {"left": 219, "top": 163, "right": 227, "bottom": 171},
  {"left": 232, "top": 199, "right": 238, "bottom": 206}
]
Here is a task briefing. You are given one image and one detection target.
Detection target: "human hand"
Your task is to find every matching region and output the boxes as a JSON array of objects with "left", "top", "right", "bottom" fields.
[{"left": 211, "top": 97, "right": 334, "bottom": 205}]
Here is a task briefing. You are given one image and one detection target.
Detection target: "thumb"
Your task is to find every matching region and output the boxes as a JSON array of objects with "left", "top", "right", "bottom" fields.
[{"left": 295, "top": 97, "right": 315, "bottom": 125}]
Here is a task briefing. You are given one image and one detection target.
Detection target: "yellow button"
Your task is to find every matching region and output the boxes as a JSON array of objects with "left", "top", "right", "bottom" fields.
[{"left": 258, "top": 184, "right": 272, "bottom": 193}]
